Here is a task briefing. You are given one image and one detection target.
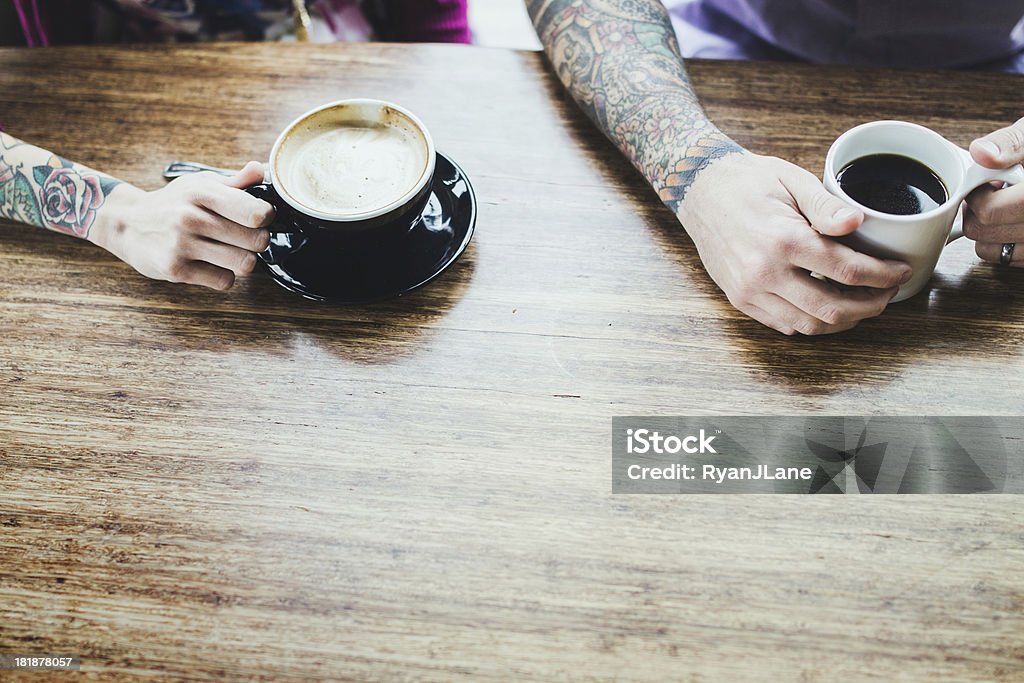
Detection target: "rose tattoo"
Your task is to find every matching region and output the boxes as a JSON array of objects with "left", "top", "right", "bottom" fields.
[{"left": 38, "top": 166, "right": 105, "bottom": 237}]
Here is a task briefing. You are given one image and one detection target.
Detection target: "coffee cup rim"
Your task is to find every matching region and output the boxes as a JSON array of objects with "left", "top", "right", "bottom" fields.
[
  {"left": 268, "top": 98, "right": 437, "bottom": 223},
  {"left": 825, "top": 120, "right": 964, "bottom": 223}
]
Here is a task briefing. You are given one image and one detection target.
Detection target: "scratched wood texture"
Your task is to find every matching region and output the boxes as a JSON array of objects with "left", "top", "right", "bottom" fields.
[{"left": 0, "top": 44, "right": 1022, "bottom": 681}]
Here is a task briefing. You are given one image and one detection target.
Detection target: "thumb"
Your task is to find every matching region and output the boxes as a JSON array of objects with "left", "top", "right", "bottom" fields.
[
  {"left": 970, "top": 117, "right": 1024, "bottom": 169},
  {"left": 221, "top": 161, "right": 267, "bottom": 189},
  {"left": 784, "top": 166, "right": 864, "bottom": 236}
]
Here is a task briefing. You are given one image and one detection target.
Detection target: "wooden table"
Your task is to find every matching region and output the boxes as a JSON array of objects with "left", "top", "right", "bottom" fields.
[{"left": 1, "top": 43, "right": 1022, "bottom": 681}]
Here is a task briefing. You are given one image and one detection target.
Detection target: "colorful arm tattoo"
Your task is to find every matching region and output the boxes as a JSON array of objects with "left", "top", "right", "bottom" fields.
[
  {"left": 526, "top": 0, "right": 743, "bottom": 213},
  {"left": 0, "top": 132, "right": 121, "bottom": 238}
]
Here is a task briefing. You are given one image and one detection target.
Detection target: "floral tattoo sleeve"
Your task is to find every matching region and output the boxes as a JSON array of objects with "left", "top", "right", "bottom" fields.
[
  {"left": 526, "top": 0, "right": 743, "bottom": 213},
  {"left": 0, "top": 132, "right": 121, "bottom": 238}
]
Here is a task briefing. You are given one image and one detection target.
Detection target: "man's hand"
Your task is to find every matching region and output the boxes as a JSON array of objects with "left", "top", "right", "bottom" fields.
[
  {"left": 89, "top": 162, "right": 275, "bottom": 290},
  {"left": 679, "top": 152, "right": 913, "bottom": 335},
  {"left": 526, "top": 0, "right": 912, "bottom": 334},
  {"left": 966, "top": 117, "right": 1024, "bottom": 266}
]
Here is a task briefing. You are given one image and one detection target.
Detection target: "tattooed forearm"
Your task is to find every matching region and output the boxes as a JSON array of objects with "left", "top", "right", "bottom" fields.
[
  {"left": 0, "top": 132, "right": 122, "bottom": 238},
  {"left": 526, "top": 0, "right": 742, "bottom": 213}
]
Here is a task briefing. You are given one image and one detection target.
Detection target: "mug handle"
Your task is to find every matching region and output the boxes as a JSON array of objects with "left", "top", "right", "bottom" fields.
[
  {"left": 245, "top": 183, "right": 302, "bottom": 234},
  {"left": 947, "top": 158, "right": 1024, "bottom": 243}
]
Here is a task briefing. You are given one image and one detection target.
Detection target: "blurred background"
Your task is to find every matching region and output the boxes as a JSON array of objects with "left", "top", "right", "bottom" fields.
[{"left": 468, "top": 0, "right": 540, "bottom": 50}]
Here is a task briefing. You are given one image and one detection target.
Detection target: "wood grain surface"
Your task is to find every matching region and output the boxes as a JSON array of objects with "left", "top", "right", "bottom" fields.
[{"left": 0, "top": 43, "right": 1022, "bottom": 681}]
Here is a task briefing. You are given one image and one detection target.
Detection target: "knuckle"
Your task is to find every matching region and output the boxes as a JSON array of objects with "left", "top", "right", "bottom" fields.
[
  {"left": 973, "top": 202, "right": 997, "bottom": 225},
  {"left": 1005, "top": 126, "right": 1024, "bottom": 155},
  {"left": 215, "top": 273, "right": 236, "bottom": 291},
  {"left": 835, "top": 259, "right": 866, "bottom": 284},
  {"left": 252, "top": 203, "right": 275, "bottom": 228},
  {"left": 170, "top": 174, "right": 198, "bottom": 191},
  {"left": 772, "top": 235, "right": 801, "bottom": 261},
  {"left": 251, "top": 229, "right": 272, "bottom": 252},
  {"left": 794, "top": 315, "right": 829, "bottom": 335},
  {"left": 165, "top": 259, "right": 186, "bottom": 282},
  {"left": 883, "top": 267, "right": 905, "bottom": 288},
  {"left": 182, "top": 184, "right": 206, "bottom": 204},
  {"left": 238, "top": 252, "right": 258, "bottom": 275},
  {"left": 193, "top": 171, "right": 219, "bottom": 184},
  {"left": 749, "top": 257, "right": 778, "bottom": 286},
  {"left": 181, "top": 207, "right": 206, "bottom": 229},
  {"left": 171, "top": 229, "right": 192, "bottom": 252},
  {"left": 732, "top": 280, "right": 760, "bottom": 305},
  {"left": 813, "top": 302, "right": 843, "bottom": 326},
  {"left": 727, "top": 291, "right": 752, "bottom": 311},
  {"left": 962, "top": 215, "right": 980, "bottom": 239},
  {"left": 811, "top": 190, "right": 838, "bottom": 220}
]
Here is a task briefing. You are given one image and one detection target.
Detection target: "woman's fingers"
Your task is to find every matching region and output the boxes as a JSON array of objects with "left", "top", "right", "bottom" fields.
[
  {"left": 185, "top": 238, "right": 261, "bottom": 276},
  {"left": 168, "top": 260, "right": 237, "bottom": 291},
  {"left": 192, "top": 177, "right": 275, "bottom": 229},
  {"left": 189, "top": 208, "right": 272, "bottom": 253}
]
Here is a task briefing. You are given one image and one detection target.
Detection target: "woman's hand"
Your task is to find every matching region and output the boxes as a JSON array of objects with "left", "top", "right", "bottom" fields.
[{"left": 89, "top": 161, "right": 275, "bottom": 290}]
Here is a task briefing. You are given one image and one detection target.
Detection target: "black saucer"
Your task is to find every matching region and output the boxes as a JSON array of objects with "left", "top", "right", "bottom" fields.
[{"left": 259, "top": 152, "right": 476, "bottom": 303}]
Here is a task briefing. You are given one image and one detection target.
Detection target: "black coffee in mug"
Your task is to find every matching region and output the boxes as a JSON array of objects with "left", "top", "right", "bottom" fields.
[{"left": 837, "top": 154, "right": 948, "bottom": 215}]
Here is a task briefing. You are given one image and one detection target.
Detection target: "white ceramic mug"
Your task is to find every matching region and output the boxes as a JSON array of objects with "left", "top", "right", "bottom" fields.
[{"left": 823, "top": 120, "right": 1024, "bottom": 301}]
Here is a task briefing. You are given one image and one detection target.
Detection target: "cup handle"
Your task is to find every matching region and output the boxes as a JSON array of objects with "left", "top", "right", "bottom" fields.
[
  {"left": 245, "top": 183, "right": 302, "bottom": 234},
  {"left": 948, "top": 156, "right": 1024, "bottom": 244},
  {"left": 947, "top": 209, "right": 965, "bottom": 244},
  {"left": 963, "top": 159, "right": 1024, "bottom": 191}
]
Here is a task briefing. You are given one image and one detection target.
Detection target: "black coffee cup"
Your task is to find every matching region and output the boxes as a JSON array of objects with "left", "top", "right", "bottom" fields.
[{"left": 245, "top": 99, "right": 436, "bottom": 242}]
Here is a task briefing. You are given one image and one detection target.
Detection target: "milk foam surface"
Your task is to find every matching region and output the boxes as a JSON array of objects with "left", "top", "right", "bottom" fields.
[{"left": 285, "top": 124, "right": 425, "bottom": 214}]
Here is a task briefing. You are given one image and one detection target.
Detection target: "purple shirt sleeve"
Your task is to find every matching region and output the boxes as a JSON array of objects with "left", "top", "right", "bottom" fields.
[{"left": 668, "top": 0, "right": 1024, "bottom": 71}]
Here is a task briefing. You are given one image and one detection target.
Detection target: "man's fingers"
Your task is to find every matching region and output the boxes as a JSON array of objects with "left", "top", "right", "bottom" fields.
[
  {"left": 783, "top": 166, "right": 864, "bottom": 236},
  {"left": 751, "top": 292, "right": 860, "bottom": 336},
  {"left": 975, "top": 240, "right": 1024, "bottom": 266},
  {"left": 170, "top": 261, "right": 237, "bottom": 291},
  {"left": 194, "top": 181, "right": 275, "bottom": 229},
  {"left": 739, "top": 302, "right": 796, "bottom": 336},
  {"left": 970, "top": 117, "right": 1024, "bottom": 169},
  {"left": 964, "top": 182, "right": 1024, "bottom": 226},
  {"left": 790, "top": 237, "right": 912, "bottom": 288},
  {"left": 962, "top": 205, "right": 1024, "bottom": 243},
  {"left": 771, "top": 274, "right": 897, "bottom": 326}
]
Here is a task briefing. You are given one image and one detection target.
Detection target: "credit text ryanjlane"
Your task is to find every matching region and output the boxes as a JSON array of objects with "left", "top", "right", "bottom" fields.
[{"left": 627, "top": 463, "right": 814, "bottom": 483}]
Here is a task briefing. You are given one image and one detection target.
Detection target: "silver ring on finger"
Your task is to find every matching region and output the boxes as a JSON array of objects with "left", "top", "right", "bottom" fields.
[{"left": 999, "top": 242, "right": 1016, "bottom": 266}]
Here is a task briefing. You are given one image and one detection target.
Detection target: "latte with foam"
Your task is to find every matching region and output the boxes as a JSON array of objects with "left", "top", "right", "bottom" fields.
[{"left": 281, "top": 122, "right": 428, "bottom": 215}]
